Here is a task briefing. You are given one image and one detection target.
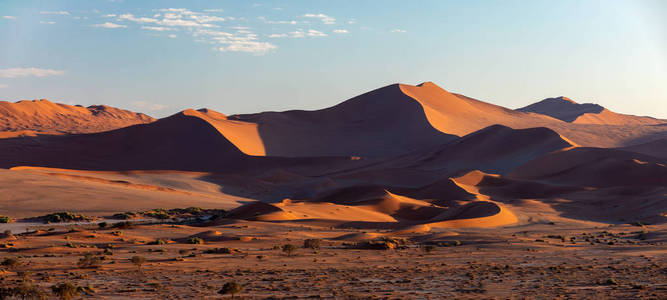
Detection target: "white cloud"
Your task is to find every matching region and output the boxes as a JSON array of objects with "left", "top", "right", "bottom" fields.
[
  {"left": 390, "top": 29, "right": 407, "bottom": 33},
  {"left": 40, "top": 11, "right": 70, "bottom": 15},
  {"left": 2, "top": 16, "right": 17, "bottom": 20},
  {"left": 117, "top": 14, "right": 158, "bottom": 23},
  {"left": 141, "top": 26, "right": 172, "bottom": 31},
  {"left": 303, "top": 13, "right": 335, "bottom": 25},
  {"left": 132, "top": 101, "right": 167, "bottom": 111},
  {"left": 93, "top": 22, "right": 127, "bottom": 28},
  {"left": 203, "top": 9, "right": 224, "bottom": 13},
  {"left": 168, "top": 34, "right": 177, "bottom": 39},
  {"left": 333, "top": 29, "right": 348, "bottom": 34},
  {"left": 0, "top": 84, "right": 8, "bottom": 88},
  {"left": 258, "top": 16, "right": 298, "bottom": 25},
  {"left": 0, "top": 67, "right": 65, "bottom": 78},
  {"left": 103, "top": 14, "right": 117, "bottom": 18},
  {"left": 348, "top": 19, "right": 356, "bottom": 24},
  {"left": 40, "top": 21, "right": 56, "bottom": 25},
  {"left": 288, "top": 29, "right": 327, "bottom": 38},
  {"left": 268, "top": 33, "right": 288, "bottom": 38}
]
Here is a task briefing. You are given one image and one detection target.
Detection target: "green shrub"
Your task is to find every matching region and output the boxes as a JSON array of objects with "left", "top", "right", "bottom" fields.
[
  {"left": 187, "top": 237, "right": 204, "bottom": 244},
  {"left": 97, "top": 222, "right": 108, "bottom": 229},
  {"left": 0, "top": 215, "right": 10, "bottom": 223},
  {"left": 43, "top": 212, "right": 91, "bottom": 223},
  {"left": 148, "top": 238, "right": 168, "bottom": 245}
]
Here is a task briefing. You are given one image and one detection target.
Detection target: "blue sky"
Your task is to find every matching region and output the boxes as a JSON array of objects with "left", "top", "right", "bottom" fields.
[{"left": 1, "top": 0, "right": 666, "bottom": 118}]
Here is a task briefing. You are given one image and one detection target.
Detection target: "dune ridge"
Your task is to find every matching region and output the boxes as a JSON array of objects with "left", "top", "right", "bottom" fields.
[{"left": 0, "top": 99, "right": 154, "bottom": 135}]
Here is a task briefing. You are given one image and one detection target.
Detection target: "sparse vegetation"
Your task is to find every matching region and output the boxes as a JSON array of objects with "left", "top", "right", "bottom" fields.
[
  {"left": 354, "top": 237, "right": 407, "bottom": 250},
  {"left": 0, "top": 215, "right": 10, "bottom": 223},
  {"left": 41, "top": 212, "right": 93, "bottom": 223},
  {"left": 303, "top": 238, "right": 321, "bottom": 250},
  {"left": 1, "top": 257, "right": 21, "bottom": 270},
  {"left": 148, "top": 238, "right": 168, "bottom": 245},
  {"left": 282, "top": 244, "right": 297, "bottom": 256},
  {"left": 219, "top": 281, "right": 243, "bottom": 299},
  {"left": 204, "top": 247, "right": 237, "bottom": 254},
  {"left": 97, "top": 222, "right": 108, "bottom": 229},
  {"left": 51, "top": 282, "right": 79, "bottom": 300},
  {"left": 422, "top": 244, "right": 436, "bottom": 254},
  {"left": 77, "top": 253, "right": 103, "bottom": 269},
  {"left": 130, "top": 256, "right": 147, "bottom": 271},
  {"left": 187, "top": 237, "right": 204, "bottom": 244}
]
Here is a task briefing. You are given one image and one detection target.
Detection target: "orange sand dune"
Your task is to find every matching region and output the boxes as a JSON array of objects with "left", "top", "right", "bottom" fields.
[
  {"left": 508, "top": 147, "right": 667, "bottom": 187},
  {"left": 0, "top": 99, "right": 154, "bottom": 135},
  {"left": 229, "top": 83, "right": 458, "bottom": 157},
  {"left": 517, "top": 96, "right": 664, "bottom": 125}
]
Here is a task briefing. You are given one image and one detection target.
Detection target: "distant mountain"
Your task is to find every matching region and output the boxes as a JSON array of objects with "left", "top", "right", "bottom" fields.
[
  {"left": 517, "top": 96, "right": 663, "bottom": 125},
  {"left": 0, "top": 99, "right": 154, "bottom": 136}
]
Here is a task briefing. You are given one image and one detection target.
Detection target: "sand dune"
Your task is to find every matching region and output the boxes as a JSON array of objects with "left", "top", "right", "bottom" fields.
[
  {"left": 0, "top": 99, "right": 154, "bottom": 135},
  {"left": 508, "top": 147, "right": 667, "bottom": 187},
  {"left": 1, "top": 81, "right": 665, "bottom": 229},
  {"left": 229, "top": 83, "right": 457, "bottom": 157},
  {"left": 517, "top": 96, "right": 664, "bottom": 125}
]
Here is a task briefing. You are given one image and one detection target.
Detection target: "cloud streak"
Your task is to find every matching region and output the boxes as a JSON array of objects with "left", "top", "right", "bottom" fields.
[
  {"left": 40, "top": 11, "right": 70, "bottom": 15},
  {"left": 94, "top": 22, "right": 127, "bottom": 29},
  {"left": 0, "top": 68, "right": 65, "bottom": 78},
  {"left": 303, "top": 13, "right": 335, "bottom": 24}
]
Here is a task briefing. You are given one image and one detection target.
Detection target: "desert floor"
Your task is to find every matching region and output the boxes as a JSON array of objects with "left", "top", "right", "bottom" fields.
[{"left": 1, "top": 219, "right": 665, "bottom": 299}]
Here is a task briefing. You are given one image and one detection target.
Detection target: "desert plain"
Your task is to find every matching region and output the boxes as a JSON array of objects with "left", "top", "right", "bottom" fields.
[{"left": 0, "top": 82, "right": 665, "bottom": 299}]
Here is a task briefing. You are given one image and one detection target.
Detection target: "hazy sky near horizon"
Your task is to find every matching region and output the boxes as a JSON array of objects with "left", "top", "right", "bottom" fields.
[{"left": 1, "top": 0, "right": 666, "bottom": 118}]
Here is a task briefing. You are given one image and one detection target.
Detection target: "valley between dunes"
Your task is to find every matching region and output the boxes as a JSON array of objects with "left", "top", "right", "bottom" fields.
[{"left": 0, "top": 82, "right": 665, "bottom": 298}]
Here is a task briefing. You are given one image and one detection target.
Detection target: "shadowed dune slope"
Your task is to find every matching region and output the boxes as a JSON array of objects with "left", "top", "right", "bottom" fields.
[
  {"left": 0, "top": 99, "right": 154, "bottom": 135},
  {"left": 508, "top": 147, "right": 667, "bottom": 187},
  {"left": 517, "top": 96, "right": 663, "bottom": 125},
  {"left": 0, "top": 111, "right": 250, "bottom": 171},
  {"left": 352, "top": 125, "right": 574, "bottom": 176},
  {"left": 618, "top": 138, "right": 667, "bottom": 159}
]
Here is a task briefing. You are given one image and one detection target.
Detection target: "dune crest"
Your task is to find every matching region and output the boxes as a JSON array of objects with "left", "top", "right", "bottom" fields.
[{"left": 0, "top": 99, "right": 154, "bottom": 135}]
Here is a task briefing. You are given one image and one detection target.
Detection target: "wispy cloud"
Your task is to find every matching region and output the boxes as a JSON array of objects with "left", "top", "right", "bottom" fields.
[
  {"left": 40, "top": 21, "right": 56, "bottom": 25},
  {"left": 40, "top": 11, "right": 70, "bottom": 15},
  {"left": 0, "top": 67, "right": 65, "bottom": 78},
  {"left": 141, "top": 26, "right": 172, "bottom": 31},
  {"left": 333, "top": 29, "right": 348, "bottom": 34},
  {"left": 303, "top": 13, "right": 335, "bottom": 25},
  {"left": 93, "top": 22, "right": 127, "bottom": 29},
  {"left": 203, "top": 9, "right": 224, "bottom": 13},
  {"left": 132, "top": 101, "right": 167, "bottom": 111},
  {"left": 0, "top": 84, "right": 8, "bottom": 89},
  {"left": 168, "top": 34, "right": 177, "bottom": 39},
  {"left": 2, "top": 16, "right": 17, "bottom": 20},
  {"left": 390, "top": 29, "right": 407, "bottom": 33},
  {"left": 258, "top": 16, "right": 299, "bottom": 25},
  {"left": 270, "top": 29, "right": 328, "bottom": 39}
]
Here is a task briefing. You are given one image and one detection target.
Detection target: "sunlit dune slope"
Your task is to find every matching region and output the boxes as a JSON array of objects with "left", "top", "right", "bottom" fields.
[{"left": 0, "top": 99, "right": 154, "bottom": 134}]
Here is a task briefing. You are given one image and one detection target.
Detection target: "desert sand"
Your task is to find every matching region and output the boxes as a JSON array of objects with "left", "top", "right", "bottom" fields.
[{"left": 0, "top": 82, "right": 665, "bottom": 298}]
